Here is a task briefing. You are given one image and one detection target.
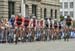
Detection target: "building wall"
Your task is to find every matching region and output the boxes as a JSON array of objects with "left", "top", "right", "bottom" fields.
[
  {"left": 60, "top": 0, "right": 75, "bottom": 20},
  {"left": 0, "top": 0, "right": 8, "bottom": 18},
  {"left": 25, "top": 0, "right": 60, "bottom": 20},
  {"left": 14, "top": 0, "right": 21, "bottom": 15},
  {"left": 0, "top": 0, "right": 21, "bottom": 18},
  {"left": 0, "top": 0, "right": 60, "bottom": 20}
]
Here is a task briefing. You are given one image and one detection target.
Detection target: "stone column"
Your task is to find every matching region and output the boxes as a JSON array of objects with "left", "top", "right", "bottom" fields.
[
  {"left": 57, "top": 7, "right": 60, "bottom": 21},
  {"left": 53, "top": 9, "right": 55, "bottom": 19},
  {"left": 0, "top": 0, "right": 8, "bottom": 18},
  {"left": 28, "top": 4, "right": 32, "bottom": 18},
  {"left": 42, "top": 8, "right": 44, "bottom": 19},
  {"left": 37, "top": 5, "right": 41, "bottom": 19}
]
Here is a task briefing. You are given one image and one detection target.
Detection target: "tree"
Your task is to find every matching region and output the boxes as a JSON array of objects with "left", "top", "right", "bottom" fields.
[{"left": 60, "top": 16, "right": 64, "bottom": 21}]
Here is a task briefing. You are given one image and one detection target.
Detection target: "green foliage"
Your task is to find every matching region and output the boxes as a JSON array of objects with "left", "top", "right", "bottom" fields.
[{"left": 60, "top": 16, "right": 64, "bottom": 21}]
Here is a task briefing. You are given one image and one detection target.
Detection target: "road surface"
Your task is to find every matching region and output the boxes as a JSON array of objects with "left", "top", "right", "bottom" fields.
[{"left": 0, "top": 39, "right": 75, "bottom": 51}]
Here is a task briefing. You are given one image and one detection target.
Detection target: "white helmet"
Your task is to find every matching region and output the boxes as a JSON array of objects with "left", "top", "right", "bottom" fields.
[
  {"left": 11, "top": 15, "right": 15, "bottom": 18},
  {"left": 18, "top": 13, "right": 22, "bottom": 17},
  {"left": 32, "top": 16, "right": 36, "bottom": 18}
]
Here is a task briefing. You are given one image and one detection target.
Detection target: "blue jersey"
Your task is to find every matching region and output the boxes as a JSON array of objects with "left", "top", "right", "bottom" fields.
[{"left": 9, "top": 17, "right": 15, "bottom": 26}]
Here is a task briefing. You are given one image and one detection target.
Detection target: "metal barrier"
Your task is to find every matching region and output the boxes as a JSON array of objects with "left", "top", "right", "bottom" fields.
[{"left": 0, "top": 27, "right": 75, "bottom": 43}]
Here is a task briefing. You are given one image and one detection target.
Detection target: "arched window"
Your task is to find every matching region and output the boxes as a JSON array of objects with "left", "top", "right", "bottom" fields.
[
  {"left": 20, "top": 6, "right": 21, "bottom": 13},
  {"left": 40, "top": 8, "right": 42, "bottom": 18},
  {"left": 55, "top": 9, "right": 57, "bottom": 19},
  {"left": 8, "top": 1, "right": 15, "bottom": 19},
  {"left": 44, "top": 8, "right": 47, "bottom": 19},
  {"left": 32, "top": 4, "right": 37, "bottom": 17},
  {"left": 50, "top": 9, "right": 53, "bottom": 18}
]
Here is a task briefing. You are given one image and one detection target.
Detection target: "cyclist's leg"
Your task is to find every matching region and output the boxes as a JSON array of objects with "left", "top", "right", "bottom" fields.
[{"left": 15, "top": 26, "right": 19, "bottom": 44}]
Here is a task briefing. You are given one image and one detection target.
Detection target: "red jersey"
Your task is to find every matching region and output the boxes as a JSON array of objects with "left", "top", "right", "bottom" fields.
[
  {"left": 15, "top": 16, "right": 24, "bottom": 26},
  {"left": 24, "top": 18, "right": 30, "bottom": 27}
]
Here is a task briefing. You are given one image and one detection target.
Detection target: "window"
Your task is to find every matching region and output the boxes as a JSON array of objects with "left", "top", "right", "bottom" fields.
[
  {"left": 44, "top": 8, "right": 47, "bottom": 19},
  {"left": 20, "top": 6, "right": 21, "bottom": 13},
  {"left": 23, "top": 0, "right": 25, "bottom": 3},
  {"left": 32, "top": 5, "right": 37, "bottom": 16},
  {"left": 70, "top": 2, "right": 73, "bottom": 8},
  {"left": 60, "top": 11, "right": 63, "bottom": 16},
  {"left": 55, "top": 10, "right": 57, "bottom": 19},
  {"left": 50, "top": 9, "right": 53, "bottom": 18},
  {"left": 64, "top": 2, "right": 68, "bottom": 8},
  {"left": 60, "top": 2, "right": 63, "bottom": 8},
  {"left": 70, "top": 11, "right": 73, "bottom": 17},
  {"left": 64, "top": 11, "right": 68, "bottom": 16},
  {"left": 40, "top": 8, "right": 42, "bottom": 17},
  {"left": 8, "top": 1, "right": 15, "bottom": 19}
]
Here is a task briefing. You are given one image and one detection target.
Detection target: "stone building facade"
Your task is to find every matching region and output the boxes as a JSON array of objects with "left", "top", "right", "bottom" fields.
[
  {"left": 0, "top": 0, "right": 21, "bottom": 18},
  {"left": 0, "top": 0, "right": 60, "bottom": 19}
]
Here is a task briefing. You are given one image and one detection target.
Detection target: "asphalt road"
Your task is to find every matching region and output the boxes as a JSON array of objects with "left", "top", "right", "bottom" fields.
[{"left": 0, "top": 39, "right": 75, "bottom": 51}]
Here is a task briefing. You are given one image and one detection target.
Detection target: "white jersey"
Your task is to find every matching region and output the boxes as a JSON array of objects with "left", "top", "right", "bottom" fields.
[
  {"left": 29, "top": 19, "right": 37, "bottom": 28},
  {"left": 47, "top": 19, "right": 51, "bottom": 28},
  {"left": 51, "top": 19, "right": 54, "bottom": 25},
  {"left": 39, "top": 19, "right": 45, "bottom": 28},
  {"left": 51, "top": 19, "right": 54, "bottom": 28},
  {"left": 60, "top": 21, "right": 65, "bottom": 27}
]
